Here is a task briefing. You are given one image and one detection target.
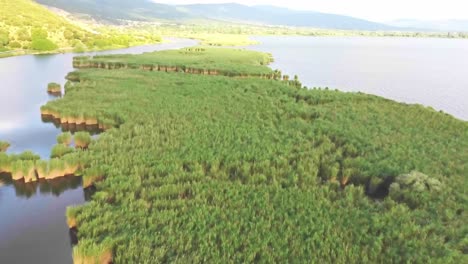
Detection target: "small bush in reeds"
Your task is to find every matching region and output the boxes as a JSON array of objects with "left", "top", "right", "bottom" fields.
[
  {"left": 74, "top": 132, "right": 92, "bottom": 149},
  {"left": 57, "top": 132, "right": 72, "bottom": 145},
  {"left": 0, "top": 141, "right": 10, "bottom": 152}
]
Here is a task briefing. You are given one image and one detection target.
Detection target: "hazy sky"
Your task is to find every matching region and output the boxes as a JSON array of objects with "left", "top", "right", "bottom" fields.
[{"left": 153, "top": 0, "right": 468, "bottom": 22}]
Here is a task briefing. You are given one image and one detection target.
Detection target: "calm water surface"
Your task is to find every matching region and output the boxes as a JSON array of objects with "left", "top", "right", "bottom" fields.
[
  {"left": 250, "top": 36, "right": 468, "bottom": 120},
  {"left": 0, "top": 38, "right": 197, "bottom": 263}
]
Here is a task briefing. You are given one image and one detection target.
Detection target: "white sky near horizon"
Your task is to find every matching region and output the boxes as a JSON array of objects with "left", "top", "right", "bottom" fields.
[{"left": 152, "top": 0, "right": 468, "bottom": 22}]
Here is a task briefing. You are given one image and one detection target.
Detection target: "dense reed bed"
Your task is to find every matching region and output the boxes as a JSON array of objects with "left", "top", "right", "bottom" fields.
[
  {"left": 35, "top": 47, "right": 468, "bottom": 263},
  {"left": 73, "top": 47, "right": 276, "bottom": 78},
  {"left": 0, "top": 151, "right": 82, "bottom": 182},
  {"left": 0, "top": 132, "right": 93, "bottom": 182}
]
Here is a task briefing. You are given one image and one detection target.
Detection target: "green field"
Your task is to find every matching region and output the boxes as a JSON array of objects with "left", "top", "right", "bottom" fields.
[{"left": 35, "top": 47, "right": 468, "bottom": 263}]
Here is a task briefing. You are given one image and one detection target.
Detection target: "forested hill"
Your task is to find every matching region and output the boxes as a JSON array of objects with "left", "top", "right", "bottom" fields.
[
  {"left": 0, "top": 0, "right": 160, "bottom": 54},
  {"left": 35, "top": 0, "right": 397, "bottom": 30},
  {"left": 0, "top": 0, "right": 91, "bottom": 51}
]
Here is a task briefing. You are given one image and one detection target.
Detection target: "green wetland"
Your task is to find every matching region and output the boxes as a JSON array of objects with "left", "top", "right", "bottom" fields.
[{"left": 0, "top": 39, "right": 467, "bottom": 263}]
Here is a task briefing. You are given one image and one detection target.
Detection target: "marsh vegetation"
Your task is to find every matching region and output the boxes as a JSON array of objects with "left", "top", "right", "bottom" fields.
[{"left": 33, "top": 47, "right": 468, "bottom": 263}]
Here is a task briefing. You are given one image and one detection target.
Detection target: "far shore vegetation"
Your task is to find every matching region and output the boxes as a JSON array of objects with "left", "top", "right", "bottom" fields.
[{"left": 1, "top": 0, "right": 468, "bottom": 59}]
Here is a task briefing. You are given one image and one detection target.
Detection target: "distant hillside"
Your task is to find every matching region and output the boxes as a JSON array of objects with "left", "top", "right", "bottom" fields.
[
  {"left": 0, "top": 0, "right": 160, "bottom": 55},
  {"left": 389, "top": 19, "right": 468, "bottom": 32},
  {"left": 36, "top": 0, "right": 190, "bottom": 23},
  {"left": 0, "top": 0, "right": 93, "bottom": 51},
  {"left": 35, "top": 0, "right": 397, "bottom": 31},
  {"left": 178, "top": 3, "right": 396, "bottom": 30}
]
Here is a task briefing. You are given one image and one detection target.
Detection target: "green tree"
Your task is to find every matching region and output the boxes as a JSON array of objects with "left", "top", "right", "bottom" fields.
[
  {"left": 0, "top": 30, "right": 9, "bottom": 47},
  {"left": 31, "top": 38, "right": 58, "bottom": 51},
  {"left": 31, "top": 28, "right": 48, "bottom": 39}
]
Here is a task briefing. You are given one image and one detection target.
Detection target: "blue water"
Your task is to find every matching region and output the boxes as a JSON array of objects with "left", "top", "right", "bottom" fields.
[{"left": 250, "top": 36, "right": 468, "bottom": 121}]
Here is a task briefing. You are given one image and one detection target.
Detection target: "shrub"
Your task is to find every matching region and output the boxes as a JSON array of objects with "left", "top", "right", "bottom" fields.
[
  {"left": 31, "top": 28, "right": 48, "bottom": 39},
  {"left": 8, "top": 41, "right": 21, "bottom": 49},
  {"left": 0, "top": 30, "right": 9, "bottom": 47},
  {"left": 31, "top": 38, "right": 58, "bottom": 51},
  {"left": 389, "top": 171, "right": 443, "bottom": 208}
]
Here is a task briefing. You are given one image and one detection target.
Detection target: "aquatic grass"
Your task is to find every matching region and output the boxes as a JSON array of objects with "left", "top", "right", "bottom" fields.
[
  {"left": 57, "top": 132, "right": 73, "bottom": 145},
  {"left": 47, "top": 158, "right": 67, "bottom": 179},
  {"left": 0, "top": 153, "right": 10, "bottom": 172},
  {"left": 74, "top": 132, "right": 92, "bottom": 149},
  {"left": 35, "top": 160, "right": 49, "bottom": 179},
  {"left": 73, "top": 238, "right": 113, "bottom": 264},
  {"left": 51, "top": 144, "right": 75, "bottom": 158},
  {"left": 0, "top": 150, "right": 81, "bottom": 181},
  {"left": 16, "top": 151, "right": 41, "bottom": 161},
  {"left": 62, "top": 153, "right": 82, "bottom": 176},
  {"left": 82, "top": 167, "right": 105, "bottom": 188},
  {"left": 10, "top": 159, "right": 36, "bottom": 182},
  {"left": 0, "top": 151, "right": 39, "bottom": 175},
  {"left": 66, "top": 206, "right": 81, "bottom": 228}
]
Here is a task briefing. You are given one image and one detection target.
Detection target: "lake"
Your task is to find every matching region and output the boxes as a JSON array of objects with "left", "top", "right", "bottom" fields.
[
  {"left": 0, "top": 38, "right": 197, "bottom": 264},
  {"left": 249, "top": 36, "right": 468, "bottom": 121}
]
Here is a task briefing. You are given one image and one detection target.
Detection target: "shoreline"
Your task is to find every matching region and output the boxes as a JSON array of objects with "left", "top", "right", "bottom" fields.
[
  {"left": 0, "top": 39, "right": 171, "bottom": 59},
  {"left": 3, "top": 33, "right": 468, "bottom": 59}
]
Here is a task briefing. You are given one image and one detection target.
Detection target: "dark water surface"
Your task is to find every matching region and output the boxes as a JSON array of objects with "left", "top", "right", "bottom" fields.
[
  {"left": 0, "top": 38, "right": 197, "bottom": 263},
  {"left": 249, "top": 36, "right": 468, "bottom": 120}
]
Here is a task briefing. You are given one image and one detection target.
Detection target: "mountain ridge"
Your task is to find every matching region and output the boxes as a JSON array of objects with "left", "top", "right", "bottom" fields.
[
  {"left": 35, "top": 0, "right": 398, "bottom": 30},
  {"left": 388, "top": 19, "right": 468, "bottom": 32}
]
